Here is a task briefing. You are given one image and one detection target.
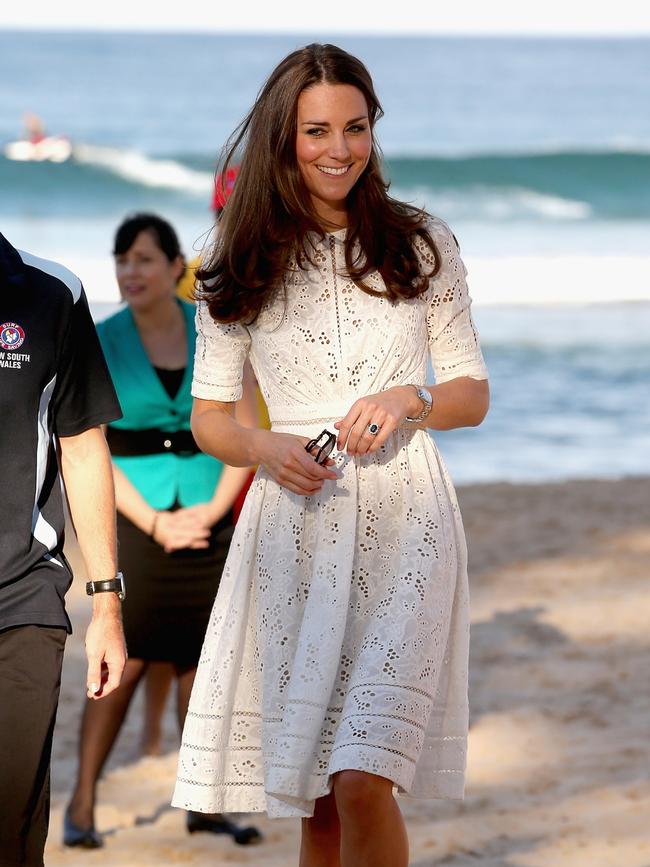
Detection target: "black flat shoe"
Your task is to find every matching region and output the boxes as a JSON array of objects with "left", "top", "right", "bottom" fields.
[
  {"left": 63, "top": 810, "right": 103, "bottom": 849},
  {"left": 186, "top": 811, "right": 262, "bottom": 845}
]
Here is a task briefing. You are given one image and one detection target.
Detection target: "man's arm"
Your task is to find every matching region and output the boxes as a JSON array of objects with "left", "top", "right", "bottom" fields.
[{"left": 58, "top": 426, "right": 127, "bottom": 699}]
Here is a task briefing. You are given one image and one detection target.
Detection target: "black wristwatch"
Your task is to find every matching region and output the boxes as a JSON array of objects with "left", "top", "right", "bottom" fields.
[{"left": 86, "top": 572, "right": 126, "bottom": 601}]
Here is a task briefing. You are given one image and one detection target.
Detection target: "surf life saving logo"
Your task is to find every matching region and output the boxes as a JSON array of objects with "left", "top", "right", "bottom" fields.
[{"left": 0, "top": 322, "right": 25, "bottom": 350}]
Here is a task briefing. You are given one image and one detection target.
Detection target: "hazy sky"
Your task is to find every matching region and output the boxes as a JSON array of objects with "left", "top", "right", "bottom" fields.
[{"left": 2, "top": 0, "right": 650, "bottom": 34}]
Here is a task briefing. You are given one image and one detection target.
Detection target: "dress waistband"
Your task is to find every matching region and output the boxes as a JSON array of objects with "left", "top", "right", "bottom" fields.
[
  {"left": 106, "top": 427, "right": 200, "bottom": 457},
  {"left": 267, "top": 401, "right": 353, "bottom": 429}
]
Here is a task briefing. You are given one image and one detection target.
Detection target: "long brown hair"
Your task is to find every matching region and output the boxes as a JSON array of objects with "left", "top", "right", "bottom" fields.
[{"left": 198, "top": 43, "right": 440, "bottom": 324}]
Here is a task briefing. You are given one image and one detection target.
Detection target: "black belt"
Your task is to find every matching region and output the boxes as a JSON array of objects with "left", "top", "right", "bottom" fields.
[{"left": 106, "top": 427, "right": 201, "bottom": 457}]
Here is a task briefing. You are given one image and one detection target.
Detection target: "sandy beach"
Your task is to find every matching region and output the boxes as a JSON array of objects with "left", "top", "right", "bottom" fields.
[{"left": 45, "top": 476, "right": 650, "bottom": 866}]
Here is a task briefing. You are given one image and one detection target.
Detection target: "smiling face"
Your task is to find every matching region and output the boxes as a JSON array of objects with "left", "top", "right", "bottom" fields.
[
  {"left": 114, "top": 229, "right": 183, "bottom": 311},
  {"left": 295, "top": 82, "right": 372, "bottom": 228}
]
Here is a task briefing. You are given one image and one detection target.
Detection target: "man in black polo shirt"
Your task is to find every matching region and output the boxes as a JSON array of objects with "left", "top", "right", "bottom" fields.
[{"left": 0, "top": 232, "right": 127, "bottom": 867}]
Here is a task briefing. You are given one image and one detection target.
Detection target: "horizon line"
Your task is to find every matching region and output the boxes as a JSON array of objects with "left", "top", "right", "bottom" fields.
[{"left": 1, "top": 25, "right": 650, "bottom": 39}]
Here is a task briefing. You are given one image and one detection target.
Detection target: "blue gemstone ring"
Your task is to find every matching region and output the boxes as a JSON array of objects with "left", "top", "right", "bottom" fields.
[{"left": 367, "top": 422, "right": 380, "bottom": 436}]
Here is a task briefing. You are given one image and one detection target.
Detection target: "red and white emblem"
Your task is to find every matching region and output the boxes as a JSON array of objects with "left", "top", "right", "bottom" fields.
[{"left": 0, "top": 322, "right": 26, "bottom": 350}]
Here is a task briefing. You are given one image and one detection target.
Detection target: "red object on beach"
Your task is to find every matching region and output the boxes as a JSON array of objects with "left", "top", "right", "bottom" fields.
[{"left": 212, "top": 165, "right": 240, "bottom": 212}]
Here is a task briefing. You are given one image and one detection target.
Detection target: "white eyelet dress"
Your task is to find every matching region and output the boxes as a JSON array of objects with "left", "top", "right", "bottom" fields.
[{"left": 172, "top": 217, "right": 488, "bottom": 819}]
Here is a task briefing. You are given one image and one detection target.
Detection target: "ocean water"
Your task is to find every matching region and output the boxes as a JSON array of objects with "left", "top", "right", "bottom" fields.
[{"left": 2, "top": 31, "right": 649, "bottom": 482}]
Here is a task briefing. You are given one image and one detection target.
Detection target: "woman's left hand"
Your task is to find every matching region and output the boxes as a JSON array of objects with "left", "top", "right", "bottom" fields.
[{"left": 335, "top": 386, "right": 420, "bottom": 456}]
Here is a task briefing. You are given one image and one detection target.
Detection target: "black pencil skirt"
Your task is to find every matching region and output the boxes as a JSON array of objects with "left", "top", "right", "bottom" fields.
[{"left": 117, "top": 510, "right": 233, "bottom": 667}]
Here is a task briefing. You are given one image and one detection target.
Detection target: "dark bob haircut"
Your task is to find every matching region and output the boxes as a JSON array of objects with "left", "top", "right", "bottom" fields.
[{"left": 113, "top": 213, "right": 184, "bottom": 264}]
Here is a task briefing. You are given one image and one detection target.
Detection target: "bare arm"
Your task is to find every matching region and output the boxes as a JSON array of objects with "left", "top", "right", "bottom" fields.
[
  {"left": 413, "top": 377, "right": 490, "bottom": 431},
  {"left": 112, "top": 462, "right": 157, "bottom": 534},
  {"left": 192, "top": 381, "right": 337, "bottom": 498},
  {"left": 191, "top": 399, "right": 262, "bottom": 467},
  {"left": 185, "top": 361, "right": 261, "bottom": 523},
  {"left": 190, "top": 303, "right": 335, "bottom": 495},
  {"left": 58, "top": 426, "right": 127, "bottom": 699},
  {"left": 335, "top": 377, "right": 490, "bottom": 455}
]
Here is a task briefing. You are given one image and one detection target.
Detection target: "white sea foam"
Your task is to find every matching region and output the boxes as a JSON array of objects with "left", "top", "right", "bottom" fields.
[
  {"left": 466, "top": 255, "right": 650, "bottom": 306},
  {"left": 73, "top": 144, "right": 213, "bottom": 195},
  {"left": 510, "top": 189, "right": 591, "bottom": 220},
  {"left": 64, "top": 253, "right": 650, "bottom": 311},
  {"left": 383, "top": 139, "right": 650, "bottom": 158},
  {"left": 396, "top": 185, "right": 592, "bottom": 221},
  {"left": 609, "top": 136, "right": 650, "bottom": 154}
]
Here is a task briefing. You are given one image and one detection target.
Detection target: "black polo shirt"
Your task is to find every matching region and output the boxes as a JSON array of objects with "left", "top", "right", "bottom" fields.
[{"left": 0, "top": 232, "right": 121, "bottom": 633}]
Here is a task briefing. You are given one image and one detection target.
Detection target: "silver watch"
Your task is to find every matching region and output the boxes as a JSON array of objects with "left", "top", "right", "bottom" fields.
[
  {"left": 85, "top": 571, "right": 126, "bottom": 601},
  {"left": 405, "top": 384, "right": 433, "bottom": 422}
]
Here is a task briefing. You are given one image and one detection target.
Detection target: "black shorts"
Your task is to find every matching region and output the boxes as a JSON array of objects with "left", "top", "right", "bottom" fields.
[{"left": 0, "top": 625, "right": 66, "bottom": 867}]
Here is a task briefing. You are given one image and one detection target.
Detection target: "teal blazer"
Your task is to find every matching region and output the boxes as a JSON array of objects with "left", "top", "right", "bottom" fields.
[{"left": 97, "top": 300, "right": 223, "bottom": 509}]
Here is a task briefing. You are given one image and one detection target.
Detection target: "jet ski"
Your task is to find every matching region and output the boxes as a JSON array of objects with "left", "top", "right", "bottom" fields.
[{"left": 4, "top": 136, "right": 72, "bottom": 163}]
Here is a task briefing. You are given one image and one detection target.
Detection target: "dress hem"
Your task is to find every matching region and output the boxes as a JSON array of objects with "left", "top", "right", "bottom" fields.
[{"left": 172, "top": 769, "right": 465, "bottom": 819}]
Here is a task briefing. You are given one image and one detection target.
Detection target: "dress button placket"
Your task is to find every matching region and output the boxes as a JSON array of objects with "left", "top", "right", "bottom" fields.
[{"left": 329, "top": 235, "right": 344, "bottom": 380}]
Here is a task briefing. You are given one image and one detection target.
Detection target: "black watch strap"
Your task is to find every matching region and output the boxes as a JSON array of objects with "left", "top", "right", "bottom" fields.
[{"left": 86, "top": 572, "right": 126, "bottom": 601}]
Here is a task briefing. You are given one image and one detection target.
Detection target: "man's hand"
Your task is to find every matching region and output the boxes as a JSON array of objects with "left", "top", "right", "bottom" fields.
[{"left": 85, "top": 601, "right": 127, "bottom": 699}]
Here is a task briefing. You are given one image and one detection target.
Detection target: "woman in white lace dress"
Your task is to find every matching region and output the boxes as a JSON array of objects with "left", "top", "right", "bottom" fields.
[{"left": 173, "top": 44, "right": 489, "bottom": 866}]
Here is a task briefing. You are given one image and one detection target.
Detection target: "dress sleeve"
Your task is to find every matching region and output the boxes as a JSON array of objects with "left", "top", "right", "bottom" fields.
[
  {"left": 191, "top": 299, "right": 252, "bottom": 402},
  {"left": 424, "top": 218, "right": 488, "bottom": 384}
]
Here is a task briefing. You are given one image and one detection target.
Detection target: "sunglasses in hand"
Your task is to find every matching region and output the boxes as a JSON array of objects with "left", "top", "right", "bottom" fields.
[{"left": 304, "top": 429, "right": 336, "bottom": 465}]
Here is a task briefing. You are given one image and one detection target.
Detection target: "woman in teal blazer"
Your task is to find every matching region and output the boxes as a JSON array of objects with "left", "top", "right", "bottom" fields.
[{"left": 65, "top": 214, "right": 260, "bottom": 847}]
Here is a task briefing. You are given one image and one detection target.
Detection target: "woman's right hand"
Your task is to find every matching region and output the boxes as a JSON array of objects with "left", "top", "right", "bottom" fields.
[
  {"left": 256, "top": 431, "right": 338, "bottom": 496},
  {"left": 152, "top": 510, "right": 211, "bottom": 553}
]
